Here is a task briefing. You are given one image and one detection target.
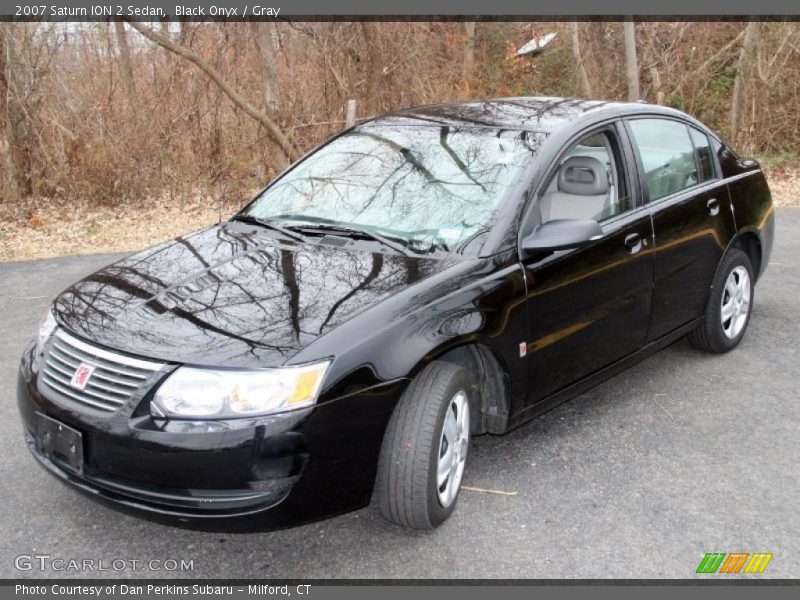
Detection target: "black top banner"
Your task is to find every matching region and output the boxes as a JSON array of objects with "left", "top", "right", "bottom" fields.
[{"left": 2, "top": 0, "right": 800, "bottom": 20}]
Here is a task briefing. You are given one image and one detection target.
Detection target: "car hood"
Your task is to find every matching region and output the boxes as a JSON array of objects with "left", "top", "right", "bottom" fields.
[{"left": 53, "top": 222, "right": 456, "bottom": 368}]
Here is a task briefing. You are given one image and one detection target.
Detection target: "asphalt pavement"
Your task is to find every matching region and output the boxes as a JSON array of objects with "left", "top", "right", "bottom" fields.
[{"left": 0, "top": 208, "right": 798, "bottom": 579}]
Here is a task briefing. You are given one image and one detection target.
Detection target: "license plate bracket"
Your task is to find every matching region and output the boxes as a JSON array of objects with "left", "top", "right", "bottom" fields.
[{"left": 34, "top": 412, "right": 84, "bottom": 476}]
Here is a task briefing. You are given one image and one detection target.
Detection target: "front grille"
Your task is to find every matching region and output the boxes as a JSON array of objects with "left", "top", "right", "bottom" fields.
[{"left": 40, "top": 329, "right": 166, "bottom": 415}]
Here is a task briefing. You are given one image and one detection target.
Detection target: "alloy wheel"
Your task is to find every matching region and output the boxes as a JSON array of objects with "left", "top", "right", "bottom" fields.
[
  {"left": 436, "top": 390, "right": 469, "bottom": 508},
  {"left": 720, "top": 266, "right": 751, "bottom": 339}
]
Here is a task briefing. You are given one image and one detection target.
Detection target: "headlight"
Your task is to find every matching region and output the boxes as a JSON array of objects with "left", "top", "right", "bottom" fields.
[
  {"left": 152, "top": 360, "right": 331, "bottom": 419},
  {"left": 35, "top": 309, "right": 57, "bottom": 355}
]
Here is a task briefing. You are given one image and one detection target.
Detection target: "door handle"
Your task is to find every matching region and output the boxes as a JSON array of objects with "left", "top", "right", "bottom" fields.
[
  {"left": 624, "top": 233, "right": 642, "bottom": 254},
  {"left": 707, "top": 198, "right": 720, "bottom": 216}
]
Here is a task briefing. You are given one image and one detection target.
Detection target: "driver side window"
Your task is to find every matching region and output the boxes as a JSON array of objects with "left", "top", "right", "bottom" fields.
[{"left": 538, "top": 128, "right": 632, "bottom": 224}]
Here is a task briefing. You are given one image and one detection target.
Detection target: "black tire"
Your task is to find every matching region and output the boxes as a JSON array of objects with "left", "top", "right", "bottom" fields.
[
  {"left": 375, "top": 361, "right": 472, "bottom": 529},
  {"left": 688, "top": 248, "right": 754, "bottom": 353}
]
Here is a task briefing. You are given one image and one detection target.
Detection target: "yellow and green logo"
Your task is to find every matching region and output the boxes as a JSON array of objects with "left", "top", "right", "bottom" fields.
[{"left": 696, "top": 552, "right": 773, "bottom": 574}]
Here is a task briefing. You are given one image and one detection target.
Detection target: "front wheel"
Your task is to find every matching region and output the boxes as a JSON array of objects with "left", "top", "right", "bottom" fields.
[
  {"left": 375, "top": 361, "right": 472, "bottom": 529},
  {"left": 689, "top": 248, "right": 754, "bottom": 353}
]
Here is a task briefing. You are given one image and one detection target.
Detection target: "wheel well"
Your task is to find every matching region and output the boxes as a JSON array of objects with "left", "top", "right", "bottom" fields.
[
  {"left": 433, "top": 344, "right": 511, "bottom": 435},
  {"left": 733, "top": 232, "right": 762, "bottom": 279}
]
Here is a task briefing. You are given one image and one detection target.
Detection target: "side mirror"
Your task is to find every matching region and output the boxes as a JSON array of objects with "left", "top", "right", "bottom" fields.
[{"left": 521, "top": 219, "right": 604, "bottom": 254}]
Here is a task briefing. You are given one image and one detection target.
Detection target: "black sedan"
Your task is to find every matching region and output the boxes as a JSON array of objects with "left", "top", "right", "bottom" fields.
[{"left": 17, "top": 98, "right": 774, "bottom": 531}]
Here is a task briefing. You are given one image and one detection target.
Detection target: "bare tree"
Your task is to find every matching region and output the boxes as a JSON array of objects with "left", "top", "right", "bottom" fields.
[
  {"left": 462, "top": 22, "right": 476, "bottom": 92},
  {"left": 114, "top": 21, "right": 136, "bottom": 98},
  {"left": 360, "top": 22, "right": 383, "bottom": 117},
  {"left": 676, "top": 27, "right": 746, "bottom": 92},
  {"left": 0, "top": 24, "right": 33, "bottom": 199},
  {"left": 126, "top": 20, "right": 298, "bottom": 162},
  {"left": 648, "top": 67, "right": 665, "bottom": 105},
  {"left": 570, "top": 21, "right": 593, "bottom": 97},
  {"left": 730, "top": 21, "right": 760, "bottom": 144},
  {"left": 2, "top": 20, "right": 799, "bottom": 217},
  {"left": 253, "top": 22, "right": 280, "bottom": 113},
  {"left": 623, "top": 20, "right": 640, "bottom": 101},
  {"left": 0, "top": 24, "right": 18, "bottom": 202}
]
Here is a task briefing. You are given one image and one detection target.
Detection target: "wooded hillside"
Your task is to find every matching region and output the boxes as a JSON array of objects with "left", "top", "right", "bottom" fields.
[{"left": 0, "top": 21, "right": 797, "bottom": 259}]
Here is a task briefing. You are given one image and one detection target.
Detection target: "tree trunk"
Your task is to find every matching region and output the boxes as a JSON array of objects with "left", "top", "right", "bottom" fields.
[
  {"left": 730, "top": 21, "right": 760, "bottom": 145},
  {"left": 623, "top": 20, "right": 640, "bottom": 101},
  {"left": 114, "top": 21, "right": 136, "bottom": 98},
  {"left": 359, "top": 23, "right": 383, "bottom": 117},
  {"left": 570, "top": 21, "right": 593, "bottom": 97},
  {"left": 585, "top": 22, "right": 608, "bottom": 96},
  {"left": 253, "top": 22, "right": 280, "bottom": 113},
  {"left": 127, "top": 20, "right": 298, "bottom": 162},
  {"left": 462, "top": 22, "right": 476, "bottom": 92},
  {"left": 0, "top": 24, "right": 30, "bottom": 199},
  {"left": 0, "top": 24, "right": 19, "bottom": 203},
  {"left": 648, "top": 66, "right": 665, "bottom": 105}
]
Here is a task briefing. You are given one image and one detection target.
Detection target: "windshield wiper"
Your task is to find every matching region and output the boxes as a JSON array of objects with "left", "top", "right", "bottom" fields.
[
  {"left": 280, "top": 219, "right": 414, "bottom": 257},
  {"left": 455, "top": 226, "right": 490, "bottom": 253},
  {"left": 232, "top": 215, "right": 307, "bottom": 243}
]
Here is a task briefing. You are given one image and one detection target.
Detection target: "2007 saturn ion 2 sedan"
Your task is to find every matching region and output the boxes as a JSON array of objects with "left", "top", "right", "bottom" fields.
[{"left": 18, "top": 98, "right": 774, "bottom": 531}]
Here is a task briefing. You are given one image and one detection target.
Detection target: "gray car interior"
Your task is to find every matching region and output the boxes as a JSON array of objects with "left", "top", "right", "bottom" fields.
[{"left": 539, "top": 135, "right": 621, "bottom": 223}]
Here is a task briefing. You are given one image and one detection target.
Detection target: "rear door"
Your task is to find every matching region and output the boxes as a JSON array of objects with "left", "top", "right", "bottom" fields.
[
  {"left": 625, "top": 118, "right": 736, "bottom": 340},
  {"left": 522, "top": 122, "right": 654, "bottom": 403}
]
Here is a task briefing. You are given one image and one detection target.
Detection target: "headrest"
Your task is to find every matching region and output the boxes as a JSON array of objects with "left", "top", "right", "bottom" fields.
[{"left": 557, "top": 156, "right": 609, "bottom": 196}]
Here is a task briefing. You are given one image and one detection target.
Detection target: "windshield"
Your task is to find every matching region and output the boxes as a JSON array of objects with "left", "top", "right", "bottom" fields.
[{"left": 241, "top": 125, "right": 545, "bottom": 252}]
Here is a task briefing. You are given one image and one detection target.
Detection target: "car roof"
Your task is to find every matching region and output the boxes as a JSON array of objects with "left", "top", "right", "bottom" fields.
[{"left": 362, "top": 97, "right": 694, "bottom": 134}]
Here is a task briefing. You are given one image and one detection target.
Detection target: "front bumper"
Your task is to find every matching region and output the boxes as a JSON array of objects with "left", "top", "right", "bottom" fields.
[{"left": 17, "top": 342, "right": 405, "bottom": 531}]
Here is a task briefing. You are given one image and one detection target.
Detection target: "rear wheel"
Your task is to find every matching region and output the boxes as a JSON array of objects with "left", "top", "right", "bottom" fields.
[
  {"left": 689, "top": 248, "right": 754, "bottom": 353},
  {"left": 375, "top": 361, "right": 472, "bottom": 529}
]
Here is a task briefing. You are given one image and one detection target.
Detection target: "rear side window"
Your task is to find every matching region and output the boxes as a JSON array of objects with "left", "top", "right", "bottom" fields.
[
  {"left": 711, "top": 137, "right": 740, "bottom": 178},
  {"left": 689, "top": 127, "right": 716, "bottom": 182},
  {"left": 628, "top": 119, "right": 698, "bottom": 202}
]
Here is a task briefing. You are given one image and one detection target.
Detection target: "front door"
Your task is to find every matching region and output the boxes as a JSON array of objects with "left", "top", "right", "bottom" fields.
[{"left": 523, "top": 124, "right": 654, "bottom": 404}]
